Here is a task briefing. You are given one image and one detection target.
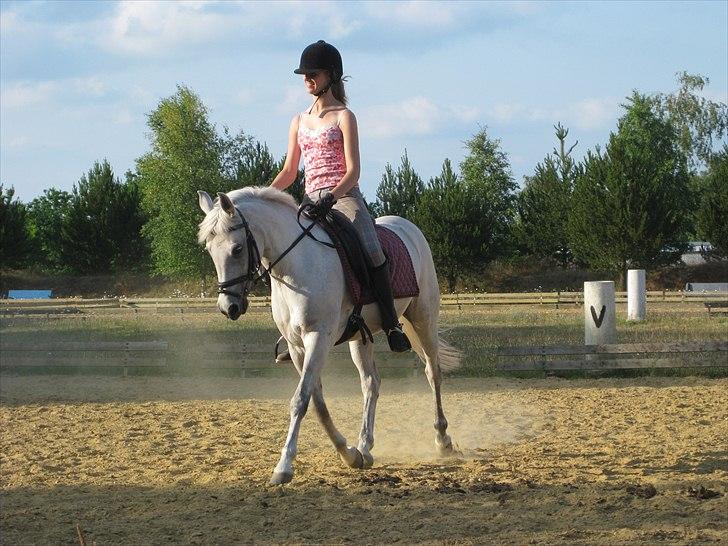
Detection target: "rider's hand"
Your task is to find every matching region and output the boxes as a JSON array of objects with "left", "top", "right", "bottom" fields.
[{"left": 306, "top": 192, "right": 337, "bottom": 220}]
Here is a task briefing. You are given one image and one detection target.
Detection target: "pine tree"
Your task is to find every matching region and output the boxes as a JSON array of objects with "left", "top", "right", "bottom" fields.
[
  {"left": 568, "top": 93, "right": 691, "bottom": 287},
  {"left": 517, "top": 123, "right": 580, "bottom": 265},
  {"left": 459, "top": 127, "right": 517, "bottom": 263},
  {"left": 696, "top": 146, "right": 728, "bottom": 258},
  {"left": 373, "top": 150, "right": 424, "bottom": 220},
  {"left": 414, "top": 159, "right": 493, "bottom": 291},
  {"left": 0, "top": 185, "right": 32, "bottom": 268},
  {"left": 26, "top": 188, "right": 72, "bottom": 271}
]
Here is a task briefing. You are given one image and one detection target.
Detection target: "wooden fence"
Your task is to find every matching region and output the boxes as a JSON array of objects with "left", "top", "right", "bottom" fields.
[
  {"left": 0, "top": 340, "right": 419, "bottom": 377},
  {"left": 2, "top": 291, "right": 727, "bottom": 316},
  {"left": 2, "top": 339, "right": 725, "bottom": 376},
  {"left": 0, "top": 341, "right": 168, "bottom": 377},
  {"left": 496, "top": 341, "right": 728, "bottom": 372}
]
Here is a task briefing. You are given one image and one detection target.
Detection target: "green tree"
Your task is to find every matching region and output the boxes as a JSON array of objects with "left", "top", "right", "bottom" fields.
[
  {"left": 656, "top": 71, "right": 728, "bottom": 171},
  {"left": 26, "top": 188, "right": 72, "bottom": 271},
  {"left": 229, "top": 138, "right": 277, "bottom": 189},
  {"left": 414, "top": 159, "right": 493, "bottom": 291},
  {"left": 373, "top": 150, "right": 424, "bottom": 220},
  {"left": 114, "top": 170, "right": 150, "bottom": 271},
  {"left": 568, "top": 93, "right": 691, "bottom": 287},
  {"left": 696, "top": 146, "right": 728, "bottom": 257},
  {"left": 136, "top": 85, "right": 229, "bottom": 279},
  {"left": 0, "top": 185, "right": 32, "bottom": 268},
  {"left": 459, "top": 127, "right": 517, "bottom": 261},
  {"left": 46, "top": 160, "right": 149, "bottom": 274},
  {"left": 517, "top": 123, "right": 581, "bottom": 266}
]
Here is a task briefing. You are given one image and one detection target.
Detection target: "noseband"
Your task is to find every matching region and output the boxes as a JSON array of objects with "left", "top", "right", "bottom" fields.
[{"left": 216, "top": 203, "right": 335, "bottom": 300}]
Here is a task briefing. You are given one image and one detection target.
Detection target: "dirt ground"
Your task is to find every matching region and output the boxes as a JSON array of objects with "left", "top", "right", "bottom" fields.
[{"left": 1, "top": 373, "right": 726, "bottom": 545}]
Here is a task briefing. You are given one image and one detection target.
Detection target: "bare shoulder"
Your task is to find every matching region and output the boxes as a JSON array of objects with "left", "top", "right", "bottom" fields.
[
  {"left": 290, "top": 113, "right": 302, "bottom": 128},
  {"left": 339, "top": 108, "right": 357, "bottom": 126}
]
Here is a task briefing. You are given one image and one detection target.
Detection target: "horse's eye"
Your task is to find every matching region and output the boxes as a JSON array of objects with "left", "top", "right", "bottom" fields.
[{"left": 232, "top": 244, "right": 244, "bottom": 256}]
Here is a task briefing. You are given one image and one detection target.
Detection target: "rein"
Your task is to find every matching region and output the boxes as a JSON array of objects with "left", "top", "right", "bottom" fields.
[{"left": 217, "top": 204, "right": 334, "bottom": 299}]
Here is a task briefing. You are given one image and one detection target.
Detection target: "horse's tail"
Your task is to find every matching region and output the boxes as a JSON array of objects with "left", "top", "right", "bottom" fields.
[
  {"left": 436, "top": 332, "right": 463, "bottom": 373},
  {"left": 403, "top": 319, "right": 463, "bottom": 373}
]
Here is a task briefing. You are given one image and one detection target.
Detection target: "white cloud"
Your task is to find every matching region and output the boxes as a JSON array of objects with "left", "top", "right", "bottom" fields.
[
  {"left": 277, "top": 85, "right": 308, "bottom": 116},
  {"left": 486, "top": 97, "right": 619, "bottom": 131},
  {"left": 571, "top": 98, "right": 619, "bottom": 131},
  {"left": 112, "top": 108, "right": 134, "bottom": 125},
  {"left": 101, "top": 0, "right": 235, "bottom": 55},
  {"left": 3, "top": 135, "right": 30, "bottom": 149},
  {"left": 383, "top": 1, "right": 457, "bottom": 28},
  {"left": 327, "top": 11, "right": 363, "bottom": 39},
  {"left": 71, "top": 76, "right": 107, "bottom": 98},
  {"left": 0, "top": 7, "right": 20, "bottom": 34},
  {"left": 488, "top": 103, "right": 525, "bottom": 123},
  {"left": 234, "top": 89, "right": 255, "bottom": 107},
  {"left": 1, "top": 81, "right": 57, "bottom": 108},
  {"left": 359, "top": 96, "right": 480, "bottom": 138},
  {"left": 1, "top": 76, "right": 109, "bottom": 111}
]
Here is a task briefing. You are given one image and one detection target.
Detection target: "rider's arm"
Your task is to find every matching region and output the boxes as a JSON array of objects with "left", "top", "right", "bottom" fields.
[
  {"left": 330, "top": 110, "right": 360, "bottom": 200},
  {"left": 270, "top": 115, "right": 302, "bottom": 190}
]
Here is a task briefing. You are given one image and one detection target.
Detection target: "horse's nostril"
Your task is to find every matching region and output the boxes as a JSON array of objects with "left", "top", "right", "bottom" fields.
[{"left": 228, "top": 303, "right": 239, "bottom": 317}]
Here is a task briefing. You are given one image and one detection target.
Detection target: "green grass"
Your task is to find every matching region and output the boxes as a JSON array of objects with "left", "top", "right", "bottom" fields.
[{"left": 2, "top": 303, "right": 726, "bottom": 378}]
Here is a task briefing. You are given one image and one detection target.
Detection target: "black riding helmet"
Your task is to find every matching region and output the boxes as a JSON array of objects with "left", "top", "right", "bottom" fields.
[{"left": 294, "top": 40, "right": 343, "bottom": 96}]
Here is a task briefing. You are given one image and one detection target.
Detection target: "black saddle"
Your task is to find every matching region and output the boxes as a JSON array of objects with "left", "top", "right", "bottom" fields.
[{"left": 299, "top": 198, "right": 377, "bottom": 345}]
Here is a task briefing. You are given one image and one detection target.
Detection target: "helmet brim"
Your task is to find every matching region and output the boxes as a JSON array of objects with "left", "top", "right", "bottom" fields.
[{"left": 293, "top": 68, "right": 327, "bottom": 75}]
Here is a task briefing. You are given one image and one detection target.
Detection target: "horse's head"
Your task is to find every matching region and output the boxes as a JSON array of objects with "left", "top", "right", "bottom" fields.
[{"left": 198, "top": 190, "right": 259, "bottom": 320}]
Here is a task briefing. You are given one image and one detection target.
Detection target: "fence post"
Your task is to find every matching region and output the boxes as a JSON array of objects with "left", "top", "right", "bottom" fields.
[
  {"left": 584, "top": 281, "right": 616, "bottom": 345},
  {"left": 627, "top": 269, "right": 646, "bottom": 322}
]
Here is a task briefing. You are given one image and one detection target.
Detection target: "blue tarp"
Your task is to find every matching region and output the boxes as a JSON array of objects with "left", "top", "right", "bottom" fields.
[{"left": 7, "top": 290, "right": 53, "bottom": 299}]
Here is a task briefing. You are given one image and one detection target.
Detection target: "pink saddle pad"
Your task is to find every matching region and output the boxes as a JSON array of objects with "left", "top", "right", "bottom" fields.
[{"left": 335, "top": 225, "right": 420, "bottom": 306}]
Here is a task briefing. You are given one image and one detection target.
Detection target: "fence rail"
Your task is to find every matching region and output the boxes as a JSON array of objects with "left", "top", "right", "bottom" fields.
[
  {"left": 0, "top": 340, "right": 419, "bottom": 376},
  {"left": 496, "top": 341, "right": 728, "bottom": 372},
  {"left": 2, "top": 291, "right": 727, "bottom": 316},
  {"left": 2, "top": 339, "right": 725, "bottom": 375}
]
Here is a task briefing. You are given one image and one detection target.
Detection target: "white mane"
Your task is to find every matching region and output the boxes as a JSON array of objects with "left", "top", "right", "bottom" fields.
[{"left": 197, "top": 186, "right": 298, "bottom": 243}]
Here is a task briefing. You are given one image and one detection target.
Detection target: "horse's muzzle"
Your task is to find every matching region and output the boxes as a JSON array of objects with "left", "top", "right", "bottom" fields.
[{"left": 221, "top": 298, "right": 248, "bottom": 320}]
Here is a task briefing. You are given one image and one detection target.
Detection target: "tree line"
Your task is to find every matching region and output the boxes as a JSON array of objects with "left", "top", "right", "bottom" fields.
[{"left": 1, "top": 73, "right": 726, "bottom": 290}]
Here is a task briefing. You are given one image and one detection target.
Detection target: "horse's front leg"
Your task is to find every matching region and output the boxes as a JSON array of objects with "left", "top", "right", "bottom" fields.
[
  {"left": 286, "top": 342, "right": 366, "bottom": 470},
  {"left": 349, "top": 339, "right": 379, "bottom": 469},
  {"left": 270, "top": 331, "right": 329, "bottom": 485}
]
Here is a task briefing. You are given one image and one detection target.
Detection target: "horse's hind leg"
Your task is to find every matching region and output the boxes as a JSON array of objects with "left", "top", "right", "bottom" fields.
[
  {"left": 349, "top": 339, "right": 380, "bottom": 469},
  {"left": 401, "top": 312, "right": 455, "bottom": 456}
]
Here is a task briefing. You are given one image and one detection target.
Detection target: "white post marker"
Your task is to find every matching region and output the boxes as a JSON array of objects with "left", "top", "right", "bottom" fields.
[
  {"left": 627, "top": 269, "right": 646, "bottom": 322},
  {"left": 584, "top": 281, "right": 616, "bottom": 345}
]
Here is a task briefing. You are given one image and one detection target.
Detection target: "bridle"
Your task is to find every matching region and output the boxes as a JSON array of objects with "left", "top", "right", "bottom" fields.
[
  {"left": 216, "top": 204, "right": 334, "bottom": 300},
  {"left": 216, "top": 206, "right": 264, "bottom": 300}
]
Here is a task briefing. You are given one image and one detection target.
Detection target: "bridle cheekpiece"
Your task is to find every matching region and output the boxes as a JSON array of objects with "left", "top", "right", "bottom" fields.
[{"left": 216, "top": 206, "right": 265, "bottom": 300}]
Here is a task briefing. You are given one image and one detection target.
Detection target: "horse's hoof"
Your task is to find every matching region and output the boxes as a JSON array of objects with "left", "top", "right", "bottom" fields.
[
  {"left": 361, "top": 452, "right": 374, "bottom": 469},
  {"left": 269, "top": 471, "right": 293, "bottom": 485},
  {"left": 340, "top": 446, "right": 365, "bottom": 469},
  {"left": 436, "top": 435, "right": 459, "bottom": 457}
]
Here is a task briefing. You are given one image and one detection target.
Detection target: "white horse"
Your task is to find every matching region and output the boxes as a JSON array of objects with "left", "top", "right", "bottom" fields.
[{"left": 197, "top": 186, "right": 461, "bottom": 485}]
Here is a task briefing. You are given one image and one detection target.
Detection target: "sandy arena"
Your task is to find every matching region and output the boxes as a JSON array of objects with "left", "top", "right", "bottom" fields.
[{"left": 1, "top": 373, "right": 726, "bottom": 545}]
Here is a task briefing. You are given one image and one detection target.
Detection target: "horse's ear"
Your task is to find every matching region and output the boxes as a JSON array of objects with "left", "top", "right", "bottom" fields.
[
  {"left": 217, "top": 192, "right": 236, "bottom": 217},
  {"left": 198, "top": 191, "right": 213, "bottom": 214}
]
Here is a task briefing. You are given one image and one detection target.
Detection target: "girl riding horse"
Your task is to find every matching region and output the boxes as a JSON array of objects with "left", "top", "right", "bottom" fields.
[{"left": 270, "top": 40, "right": 411, "bottom": 353}]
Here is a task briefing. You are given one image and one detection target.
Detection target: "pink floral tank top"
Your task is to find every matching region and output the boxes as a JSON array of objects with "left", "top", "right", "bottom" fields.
[{"left": 298, "top": 117, "right": 347, "bottom": 194}]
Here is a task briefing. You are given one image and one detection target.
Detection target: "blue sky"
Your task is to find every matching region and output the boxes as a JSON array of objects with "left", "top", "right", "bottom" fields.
[{"left": 1, "top": 0, "right": 726, "bottom": 202}]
